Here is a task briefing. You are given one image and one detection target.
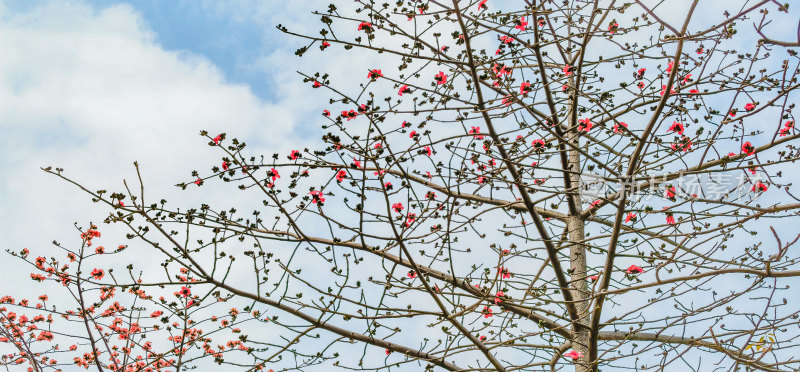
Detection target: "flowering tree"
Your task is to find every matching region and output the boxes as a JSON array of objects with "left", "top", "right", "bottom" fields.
[{"left": 4, "top": 1, "right": 800, "bottom": 371}]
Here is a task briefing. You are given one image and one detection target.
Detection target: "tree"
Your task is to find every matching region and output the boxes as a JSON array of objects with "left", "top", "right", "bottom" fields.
[{"left": 3, "top": 1, "right": 800, "bottom": 371}]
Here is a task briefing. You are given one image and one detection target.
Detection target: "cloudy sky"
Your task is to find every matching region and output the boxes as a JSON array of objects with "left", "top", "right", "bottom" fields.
[{"left": 0, "top": 0, "right": 338, "bottom": 294}]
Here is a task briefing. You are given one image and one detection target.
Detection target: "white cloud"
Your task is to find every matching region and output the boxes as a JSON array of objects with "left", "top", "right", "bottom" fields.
[{"left": 0, "top": 1, "right": 316, "bottom": 293}]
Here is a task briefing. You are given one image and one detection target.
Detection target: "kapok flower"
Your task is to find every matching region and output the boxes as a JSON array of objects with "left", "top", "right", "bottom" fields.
[
  {"left": 613, "top": 122, "right": 628, "bottom": 133},
  {"left": 625, "top": 212, "right": 637, "bottom": 223},
  {"left": 665, "top": 185, "right": 676, "bottom": 201},
  {"left": 150, "top": 311, "right": 163, "bottom": 318},
  {"left": 336, "top": 170, "right": 347, "bottom": 183},
  {"left": 367, "top": 69, "right": 383, "bottom": 80},
  {"left": 626, "top": 265, "right": 644, "bottom": 274},
  {"left": 406, "top": 270, "right": 417, "bottom": 279},
  {"left": 666, "top": 213, "right": 676, "bottom": 225},
  {"left": 212, "top": 134, "right": 222, "bottom": 144},
  {"left": 668, "top": 121, "right": 684, "bottom": 135},
  {"left": 744, "top": 102, "right": 756, "bottom": 111},
  {"left": 398, "top": 85, "right": 411, "bottom": 96},
  {"left": 392, "top": 203, "right": 404, "bottom": 213},
  {"left": 498, "top": 266, "right": 511, "bottom": 279},
  {"left": 482, "top": 306, "right": 493, "bottom": 318},
  {"left": 577, "top": 118, "right": 593, "bottom": 132},
  {"left": 177, "top": 286, "right": 191, "bottom": 298},
  {"left": 660, "top": 84, "right": 677, "bottom": 96},
  {"left": 608, "top": 21, "right": 619, "bottom": 33},
  {"left": 689, "top": 89, "right": 699, "bottom": 94},
  {"left": 357, "top": 22, "right": 373, "bottom": 33},
  {"left": 515, "top": 17, "right": 528, "bottom": 31},
  {"left": 194, "top": 178, "right": 202, "bottom": 186},
  {"left": 478, "top": 0, "right": 488, "bottom": 9},
  {"left": 666, "top": 60, "right": 674, "bottom": 73},
  {"left": 320, "top": 41, "right": 330, "bottom": 50},
  {"left": 519, "top": 81, "right": 532, "bottom": 95},
  {"left": 289, "top": 150, "right": 301, "bottom": 160},
  {"left": 469, "top": 126, "right": 485, "bottom": 140},
  {"left": 221, "top": 161, "right": 229, "bottom": 170},
  {"left": 532, "top": 138, "right": 546, "bottom": 152},
  {"left": 564, "top": 350, "right": 583, "bottom": 361},
  {"left": 752, "top": 181, "right": 768, "bottom": 192},
  {"left": 322, "top": 109, "right": 330, "bottom": 117},
  {"left": 341, "top": 110, "right": 358, "bottom": 120},
  {"left": 671, "top": 136, "right": 693, "bottom": 152},
  {"left": 312, "top": 81, "right": 321, "bottom": 88},
  {"left": 494, "top": 291, "right": 504, "bottom": 304},
  {"left": 309, "top": 190, "right": 325, "bottom": 204},
  {"left": 563, "top": 64, "right": 573, "bottom": 76},
  {"left": 405, "top": 213, "right": 417, "bottom": 227},
  {"left": 741, "top": 141, "right": 755, "bottom": 156},
  {"left": 268, "top": 168, "right": 280, "bottom": 182},
  {"left": 434, "top": 71, "right": 447, "bottom": 85}
]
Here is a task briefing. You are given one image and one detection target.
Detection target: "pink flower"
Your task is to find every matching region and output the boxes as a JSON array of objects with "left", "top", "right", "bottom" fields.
[
  {"left": 564, "top": 350, "right": 583, "bottom": 361},
  {"left": 482, "top": 306, "right": 493, "bottom": 318},
  {"left": 626, "top": 265, "right": 644, "bottom": 274},
  {"left": 563, "top": 64, "right": 572, "bottom": 76},
  {"left": 531, "top": 139, "right": 546, "bottom": 151},
  {"left": 405, "top": 213, "right": 417, "bottom": 227},
  {"left": 744, "top": 102, "right": 756, "bottom": 111},
  {"left": 494, "top": 291, "right": 504, "bottom": 304},
  {"left": 434, "top": 71, "right": 447, "bottom": 85},
  {"left": 392, "top": 203, "right": 404, "bottom": 213},
  {"left": 289, "top": 150, "right": 301, "bottom": 160},
  {"left": 589, "top": 275, "right": 599, "bottom": 281},
  {"left": 590, "top": 200, "right": 601, "bottom": 208},
  {"left": 268, "top": 168, "right": 280, "bottom": 182},
  {"left": 666, "top": 60, "right": 674, "bottom": 73}
]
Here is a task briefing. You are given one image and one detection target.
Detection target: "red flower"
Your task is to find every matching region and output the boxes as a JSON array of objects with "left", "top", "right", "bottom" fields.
[
  {"left": 751, "top": 181, "right": 768, "bottom": 192},
  {"left": 309, "top": 190, "right": 325, "bottom": 204},
  {"left": 357, "top": 22, "right": 373, "bottom": 33},
  {"left": 744, "top": 102, "right": 756, "bottom": 111},
  {"left": 637, "top": 81, "right": 645, "bottom": 89},
  {"left": 671, "top": 136, "right": 692, "bottom": 152},
  {"left": 221, "top": 161, "right": 229, "bottom": 170},
  {"left": 497, "top": 266, "right": 511, "bottom": 279},
  {"left": 563, "top": 64, "right": 572, "bottom": 76},
  {"left": 589, "top": 275, "right": 599, "bottom": 281},
  {"left": 289, "top": 150, "right": 301, "bottom": 160},
  {"left": 578, "top": 118, "right": 593, "bottom": 132},
  {"left": 312, "top": 81, "right": 322, "bottom": 88},
  {"left": 409, "top": 130, "right": 418, "bottom": 139},
  {"left": 668, "top": 121, "right": 684, "bottom": 135},
  {"left": 469, "top": 126, "right": 484, "bottom": 139},
  {"left": 519, "top": 81, "right": 532, "bottom": 95},
  {"left": 666, "top": 214, "right": 676, "bottom": 225},
  {"left": 515, "top": 17, "right": 528, "bottom": 31},
  {"left": 479, "top": 335, "right": 487, "bottom": 341},
  {"left": 398, "top": 85, "right": 411, "bottom": 96},
  {"left": 405, "top": 213, "right": 417, "bottom": 227},
  {"left": 531, "top": 138, "right": 546, "bottom": 152},
  {"left": 478, "top": 0, "right": 488, "bottom": 9},
  {"left": 499, "top": 35, "right": 514, "bottom": 44},
  {"left": 666, "top": 60, "right": 674, "bottom": 73},
  {"left": 320, "top": 41, "right": 330, "bottom": 50},
  {"left": 626, "top": 265, "right": 644, "bottom": 274},
  {"left": 689, "top": 89, "right": 699, "bottom": 94},
  {"left": 150, "top": 311, "right": 163, "bottom": 318},
  {"left": 741, "top": 141, "right": 755, "bottom": 156},
  {"left": 665, "top": 185, "right": 676, "bottom": 200},
  {"left": 608, "top": 21, "right": 619, "bottom": 33},
  {"left": 424, "top": 146, "right": 432, "bottom": 156},
  {"left": 212, "top": 134, "right": 222, "bottom": 144},
  {"left": 177, "top": 286, "right": 191, "bottom": 298},
  {"left": 406, "top": 270, "right": 416, "bottom": 279},
  {"left": 482, "top": 306, "right": 493, "bottom": 318},
  {"left": 336, "top": 169, "right": 347, "bottom": 182},
  {"left": 322, "top": 109, "right": 330, "bottom": 117},
  {"left": 385, "top": 349, "right": 392, "bottom": 355},
  {"left": 564, "top": 350, "right": 583, "bottom": 361},
  {"left": 625, "top": 212, "right": 637, "bottom": 223},
  {"left": 367, "top": 69, "right": 383, "bottom": 80},
  {"left": 194, "top": 178, "right": 202, "bottom": 186},
  {"left": 341, "top": 110, "right": 358, "bottom": 120},
  {"left": 613, "top": 122, "right": 628, "bottom": 133},
  {"left": 660, "top": 84, "right": 676, "bottom": 96},
  {"left": 494, "top": 291, "right": 504, "bottom": 304},
  {"left": 268, "top": 168, "right": 280, "bottom": 183},
  {"left": 392, "top": 203, "right": 404, "bottom": 213},
  {"left": 434, "top": 71, "right": 447, "bottom": 85}
]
